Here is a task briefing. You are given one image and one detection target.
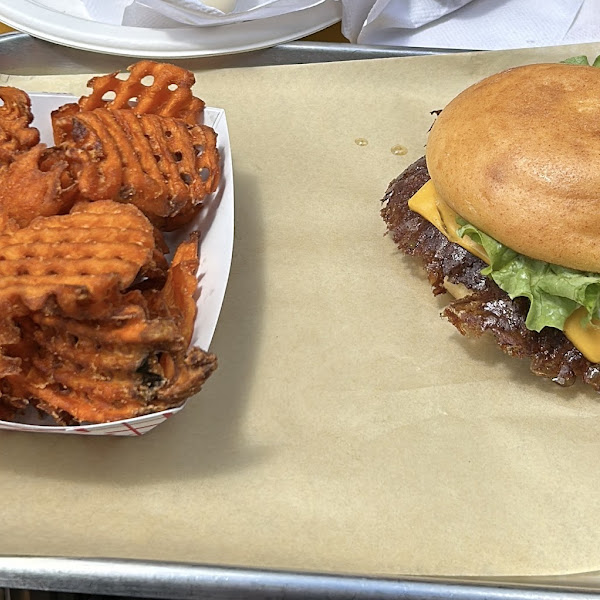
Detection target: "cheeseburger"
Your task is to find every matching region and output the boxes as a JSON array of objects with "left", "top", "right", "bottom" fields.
[{"left": 381, "top": 62, "right": 600, "bottom": 390}]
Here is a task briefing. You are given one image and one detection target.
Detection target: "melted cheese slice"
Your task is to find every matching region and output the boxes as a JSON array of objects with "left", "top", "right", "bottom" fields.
[
  {"left": 564, "top": 308, "right": 600, "bottom": 363},
  {"left": 409, "top": 180, "right": 600, "bottom": 363},
  {"left": 408, "top": 180, "right": 488, "bottom": 262}
]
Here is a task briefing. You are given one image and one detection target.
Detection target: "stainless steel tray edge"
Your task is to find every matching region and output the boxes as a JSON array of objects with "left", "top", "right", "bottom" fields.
[
  {"left": 2, "top": 557, "right": 600, "bottom": 600},
  {"left": 0, "top": 32, "right": 471, "bottom": 75}
]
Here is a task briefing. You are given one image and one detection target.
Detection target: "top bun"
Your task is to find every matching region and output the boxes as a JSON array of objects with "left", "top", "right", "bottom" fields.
[{"left": 426, "top": 62, "right": 600, "bottom": 273}]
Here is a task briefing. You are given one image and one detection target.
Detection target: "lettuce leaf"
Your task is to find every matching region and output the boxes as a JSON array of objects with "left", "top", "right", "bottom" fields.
[
  {"left": 562, "top": 55, "right": 593, "bottom": 66},
  {"left": 561, "top": 55, "right": 600, "bottom": 67},
  {"left": 457, "top": 221, "right": 600, "bottom": 332}
]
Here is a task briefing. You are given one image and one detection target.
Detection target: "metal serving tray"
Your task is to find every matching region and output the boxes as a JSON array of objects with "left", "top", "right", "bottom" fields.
[
  {"left": 0, "top": 32, "right": 596, "bottom": 600},
  {"left": 0, "top": 31, "right": 468, "bottom": 75},
  {"left": 3, "top": 557, "right": 600, "bottom": 600}
]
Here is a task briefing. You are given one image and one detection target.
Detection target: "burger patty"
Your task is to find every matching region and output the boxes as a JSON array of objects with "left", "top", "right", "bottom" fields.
[{"left": 381, "top": 156, "right": 600, "bottom": 391}]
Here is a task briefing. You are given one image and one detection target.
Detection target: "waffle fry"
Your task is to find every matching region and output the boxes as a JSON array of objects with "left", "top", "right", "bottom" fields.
[
  {"left": 0, "top": 144, "right": 73, "bottom": 228},
  {"left": 0, "top": 62, "right": 222, "bottom": 428},
  {"left": 0, "top": 200, "right": 162, "bottom": 318},
  {"left": 155, "top": 232, "right": 201, "bottom": 347},
  {"left": 1, "top": 237, "right": 217, "bottom": 424},
  {"left": 52, "top": 108, "right": 220, "bottom": 229},
  {"left": 0, "top": 86, "right": 40, "bottom": 167},
  {"left": 10, "top": 345, "right": 217, "bottom": 424},
  {"left": 24, "top": 340, "right": 217, "bottom": 424},
  {"left": 78, "top": 60, "right": 205, "bottom": 125}
]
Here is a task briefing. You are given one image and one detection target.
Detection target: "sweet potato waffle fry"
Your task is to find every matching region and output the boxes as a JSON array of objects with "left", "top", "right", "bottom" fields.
[
  {"left": 0, "top": 61, "right": 223, "bottom": 429},
  {"left": 78, "top": 60, "right": 205, "bottom": 125},
  {"left": 0, "top": 86, "right": 40, "bottom": 167},
  {"left": 4, "top": 248, "right": 217, "bottom": 424},
  {"left": 48, "top": 59, "right": 219, "bottom": 230},
  {"left": 0, "top": 144, "right": 73, "bottom": 228},
  {"left": 0, "top": 88, "right": 73, "bottom": 230},
  {"left": 52, "top": 108, "right": 220, "bottom": 229},
  {"left": 0, "top": 200, "right": 161, "bottom": 317}
]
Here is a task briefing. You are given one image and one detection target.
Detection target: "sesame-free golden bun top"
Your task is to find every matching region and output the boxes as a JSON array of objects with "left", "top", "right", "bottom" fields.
[{"left": 425, "top": 62, "right": 600, "bottom": 273}]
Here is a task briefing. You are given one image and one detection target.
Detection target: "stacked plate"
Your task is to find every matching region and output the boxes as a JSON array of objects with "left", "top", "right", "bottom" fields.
[{"left": 0, "top": 0, "right": 341, "bottom": 58}]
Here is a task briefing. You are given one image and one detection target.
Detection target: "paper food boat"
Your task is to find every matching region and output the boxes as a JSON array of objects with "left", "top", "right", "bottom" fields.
[{"left": 0, "top": 93, "right": 233, "bottom": 436}]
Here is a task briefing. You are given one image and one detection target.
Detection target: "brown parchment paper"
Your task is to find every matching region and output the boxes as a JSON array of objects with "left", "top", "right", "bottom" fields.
[{"left": 2, "top": 42, "right": 600, "bottom": 578}]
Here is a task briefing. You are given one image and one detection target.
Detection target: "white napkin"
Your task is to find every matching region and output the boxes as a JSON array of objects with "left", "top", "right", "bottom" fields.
[
  {"left": 341, "top": 0, "right": 595, "bottom": 51},
  {"left": 80, "top": 0, "right": 331, "bottom": 27},
  {"left": 79, "top": 0, "right": 598, "bottom": 51},
  {"left": 341, "top": 0, "right": 473, "bottom": 43},
  {"left": 83, "top": 0, "right": 133, "bottom": 25}
]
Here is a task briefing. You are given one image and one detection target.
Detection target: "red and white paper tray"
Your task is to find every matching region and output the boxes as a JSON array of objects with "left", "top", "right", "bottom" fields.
[{"left": 0, "top": 93, "right": 234, "bottom": 436}]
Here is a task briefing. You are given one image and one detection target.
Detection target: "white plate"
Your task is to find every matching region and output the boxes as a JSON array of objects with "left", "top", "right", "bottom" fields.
[
  {"left": 0, "top": 92, "right": 234, "bottom": 436},
  {"left": 0, "top": 0, "right": 341, "bottom": 58}
]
